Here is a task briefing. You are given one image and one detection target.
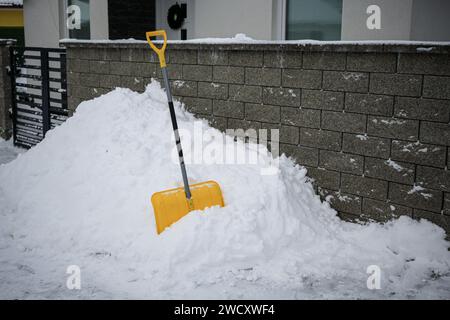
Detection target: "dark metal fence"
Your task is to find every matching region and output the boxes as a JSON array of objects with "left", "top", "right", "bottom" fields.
[{"left": 9, "top": 47, "right": 68, "bottom": 148}]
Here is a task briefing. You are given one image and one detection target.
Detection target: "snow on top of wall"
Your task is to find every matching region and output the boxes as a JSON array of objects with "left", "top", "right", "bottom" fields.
[
  {"left": 0, "top": 0, "right": 22, "bottom": 7},
  {"left": 60, "top": 33, "right": 450, "bottom": 46}
]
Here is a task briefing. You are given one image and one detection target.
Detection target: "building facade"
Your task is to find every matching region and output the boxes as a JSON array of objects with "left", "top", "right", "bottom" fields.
[{"left": 22, "top": 0, "right": 450, "bottom": 48}]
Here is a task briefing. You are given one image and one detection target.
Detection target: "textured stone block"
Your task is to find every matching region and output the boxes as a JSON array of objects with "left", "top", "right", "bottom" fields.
[
  {"left": 306, "top": 166, "right": 340, "bottom": 190},
  {"left": 367, "top": 116, "right": 418, "bottom": 141},
  {"left": 389, "top": 182, "right": 442, "bottom": 213},
  {"left": 391, "top": 140, "right": 446, "bottom": 168},
  {"left": 319, "top": 150, "right": 364, "bottom": 174},
  {"left": 111, "top": 61, "right": 157, "bottom": 77},
  {"left": 89, "top": 60, "right": 110, "bottom": 74},
  {"left": 321, "top": 111, "right": 366, "bottom": 133},
  {"left": 416, "top": 165, "right": 450, "bottom": 192},
  {"left": 67, "top": 71, "right": 81, "bottom": 86},
  {"left": 345, "top": 93, "right": 393, "bottom": 116},
  {"left": 133, "top": 62, "right": 157, "bottom": 78},
  {"left": 303, "top": 52, "right": 346, "bottom": 70},
  {"left": 182, "top": 65, "right": 212, "bottom": 81},
  {"left": 246, "top": 68, "right": 281, "bottom": 86},
  {"left": 342, "top": 133, "right": 390, "bottom": 158},
  {"left": 198, "top": 82, "right": 228, "bottom": 100},
  {"left": 420, "top": 122, "right": 450, "bottom": 146},
  {"left": 68, "top": 95, "right": 83, "bottom": 111},
  {"left": 198, "top": 50, "right": 228, "bottom": 65},
  {"left": 70, "top": 85, "right": 91, "bottom": 99},
  {"left": 301, "top": 89, "right": 344, "bottom": 111},
  {"left": 423, "top": 76, "right": 450, "bottom": 99},
  {"left": 282, "top": 69, "right": 321, "bottom": 89},
  {"left": 229, "top": 84, "right": 262, "bottom": 103},
  {"left": 121, "top": 76, "right": 144, "bottom": 92},
  {"left": 279, "top": 125, "right": 299, "bottom": 144},
  {"left": 281, "top": 107, "right": 320, "bottom": 128},
  {"left": 362, "top": 198, "right": 412, "bottom": 221},
  {"left": 180, "top": 97, "right": 212, "bottom": 115},
  {"left": 260, "top": 123, "right": 299, "bottom": 145},
  {"left": 365, "top": 157, "right": 415, "bottom": 184},
  {"left": 263, "top": 51, "right": 302, "bottom": 68},
  {"left": 213, "top": 100, "right": 244, "bottom": 119},
  {"left": 394, "top": 97, "right": 450, "bottom": 123},
  {"left": 171, "top": 80, "right": 197, "bottom": 97},
  {"left": 323, "top": 71, "right": 369, "bottom": 93},
  {"left": 66, "top": 48, "right": 84, "bottom": 60},
  {"left": 445, "top": 193, "right": 450, "bottom": 215},
  {"left": 280, "top": 144, "right": 319, "bottom": 166},
  {"left": 203, "top": 116, "right": 228, "bottom": 132},
  {"left": 120, "top": 48, "right": 144, "bottom": 62},
  {"left": 213, "top": 66, "right": 244, "bottom": 84},
  {"left": 68, "top": 59, "right": 90, "bottom": 73},
  {"left": 413, "top": 209, "right": 450, "bottom": 233},
  {"left": 300, "top": 128, "right": 341, "bottom": 151},
  {"left": 370, "top": 73, "right": 422, "bottom": 97},
  {"left": 398, "top": 53, "right": 450, "bottom": 76},
  {"left": 319, "top": 188, "right": 362, "bottom": 215},
  {"left": 347, "top": 53, "right": 396, "bottom": 73},
  {"left": 229, "top": 50, "right": 263, "bottom": 67},
  {"left": 245, "top": 103, "right": 280, "bottom": 123},
  {"left": 341, "top": 174, "right": 388, "bottom": 200},
  {"left": 100, "top": 74, "right": 121, "bottom": 89},
  {"left": 110, "top": 61, "right": 135, "bottom": 76},
  {"left": 167, "top": 49, "right": 197, "bottom": 64},
  {"left": 104, "top": 48, "right": 121, "bottom": 61},
  {"left": 263, "top": 87, "right": 300, "bottom": 106},
  {"left": 227, "top": 118, "right": 261, "bottom": 132}
]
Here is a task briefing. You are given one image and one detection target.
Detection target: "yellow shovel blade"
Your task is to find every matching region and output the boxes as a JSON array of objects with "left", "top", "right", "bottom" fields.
[{"left": 151, "top": 180, "right": 225, "bottom": 234}]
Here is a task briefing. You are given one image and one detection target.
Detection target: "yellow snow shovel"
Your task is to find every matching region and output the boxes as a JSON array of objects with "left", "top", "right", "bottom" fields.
[{"left": 146, "top": 30, "right": 225, "bottom": 234}]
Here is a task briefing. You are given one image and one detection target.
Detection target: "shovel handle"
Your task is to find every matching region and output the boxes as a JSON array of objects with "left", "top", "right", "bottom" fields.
[{"left": 146, "top": 30, "right": 167, "bottom": 68}]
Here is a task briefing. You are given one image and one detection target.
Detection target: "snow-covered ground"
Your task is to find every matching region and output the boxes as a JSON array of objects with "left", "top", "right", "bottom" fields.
[
  {"left": 0, "top": 81, "right": 449, "bottom": 299},
  {"left": 0, "top": 139, "right": 24, "bottom": 165}
]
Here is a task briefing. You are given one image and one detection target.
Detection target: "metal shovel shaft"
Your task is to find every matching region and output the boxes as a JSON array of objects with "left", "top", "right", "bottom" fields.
[{"left": 161, "top": 67, "right": 192, "bottom": 200}]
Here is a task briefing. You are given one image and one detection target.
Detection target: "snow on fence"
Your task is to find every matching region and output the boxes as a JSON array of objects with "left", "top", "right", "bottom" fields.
[{"left": 3, "top": 39, "right": 449, "bottom": 232}]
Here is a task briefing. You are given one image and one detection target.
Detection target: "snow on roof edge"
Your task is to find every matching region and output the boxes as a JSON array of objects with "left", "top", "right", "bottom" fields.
[
  {"left": 59, "top": 38, "right": 450, "bottom": 47},
  {"left": 0, "top": 0, "right": 23, "bottom": 7}
]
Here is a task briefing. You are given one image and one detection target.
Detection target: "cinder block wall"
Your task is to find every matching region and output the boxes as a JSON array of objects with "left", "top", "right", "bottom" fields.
[
  {"left": 64, "top": 42, "right": 450, "bottom": 232},
  {"left": 0, "top": 40, "right": 14, "bottom": 139}
]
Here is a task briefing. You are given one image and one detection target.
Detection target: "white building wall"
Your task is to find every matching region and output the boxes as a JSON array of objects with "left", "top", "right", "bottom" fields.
[
  {"left": 193, "top": 0, "right": 273, "bottom": 40},
  {"left": 341, "top": 0, "right": 413, "bottom": 40},
  {"left": 89, "top": 0, "right": 109, "bottom": 40},
  {"left": 23, "top": 0, "right": 450, "bottom": 46},
  {"left": 23, "top": 0, "right": 61, "bottom": 47},
  {"left": 155, "top": 0, "right": 196, "bottom": 40},
  {"left": 156, "top": 0, "right": 273, "bottom": 40},
  {"left": 24, "top": 0, "right": 108, "bottom": 48}
]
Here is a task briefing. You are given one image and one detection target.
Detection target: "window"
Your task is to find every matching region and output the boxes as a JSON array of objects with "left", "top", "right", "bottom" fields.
[
  {"left": 286, "top": 0, "right": 342, "bottom": 40},
  {"left": 108, "top": 0, "right": 155, "bottom": 40},
  {"left": 68, "top": 0, "right": 90, "bottom": 39}
]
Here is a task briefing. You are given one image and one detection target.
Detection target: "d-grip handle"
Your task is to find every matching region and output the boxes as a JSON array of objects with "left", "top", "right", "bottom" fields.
[{"left": 146, "top": 30, "right": 167, "bottom": 68}]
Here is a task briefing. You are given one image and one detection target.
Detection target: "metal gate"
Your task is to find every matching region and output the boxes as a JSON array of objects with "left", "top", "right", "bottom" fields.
[{"left": 9, "top": 47, "right": 68, "bottom": 149}]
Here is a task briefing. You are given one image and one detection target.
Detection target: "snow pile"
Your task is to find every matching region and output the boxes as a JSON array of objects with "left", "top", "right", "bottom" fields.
[
  {"left": 0, "top": 138, "right": 24, "bottom": 165},
  {"left": 0, "top": 81, "right": 449, "bottom": 299}
]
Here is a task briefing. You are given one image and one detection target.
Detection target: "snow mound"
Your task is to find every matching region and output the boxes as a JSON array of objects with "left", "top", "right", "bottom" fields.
[
  {"left": 0, "top": 81, "right": 449, "bottom": 299},
  {"left": 0, "top": 138, "right": 24, "bottom": 165}
]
